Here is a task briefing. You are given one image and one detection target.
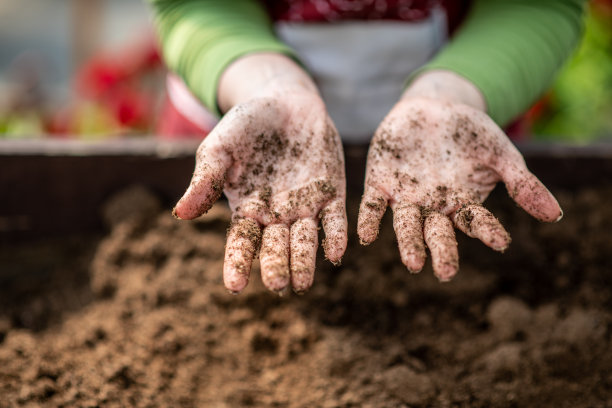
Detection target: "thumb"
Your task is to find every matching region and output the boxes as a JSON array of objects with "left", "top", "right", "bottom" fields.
[
  {"left": 173, "top": 144, "right": 230, "bottom": 220},
  {"left": 497, "top": 159, "right": 562, "bottom": 223}
]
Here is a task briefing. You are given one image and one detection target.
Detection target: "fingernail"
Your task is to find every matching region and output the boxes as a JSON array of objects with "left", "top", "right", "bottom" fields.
[
  {"left": 293, "top": 288, "right": 307, "bottom": 296},
  {"left": 171, "top": 207, "right": 182, "bottom": 220},
  {"left": 359, "top": 238, "right": 372, "bottom": 246},
  {"left": 329, "top": 258, "right": 342, "bottom": 266},
  {"left": 436, "top": 265, "right": 458, "bottom": 282},
  {"left": 555, "top": 209, "right": 564, "bottom": 223},
  {"left": 493, "top": 234, "right": 511, "bottom": 253},
  {"left": 275, "top": 286, "right": 290, "bottom": 297}
]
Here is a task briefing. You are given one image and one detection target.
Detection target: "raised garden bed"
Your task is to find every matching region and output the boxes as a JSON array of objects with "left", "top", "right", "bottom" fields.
[{"left": 0, "top": 139, "right": 611, "bottom": 407}]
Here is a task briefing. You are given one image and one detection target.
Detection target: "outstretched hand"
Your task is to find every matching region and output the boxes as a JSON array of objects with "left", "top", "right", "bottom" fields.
[
  {"left": 174, "top": 92, "right": 347, "bottom": 294},
  {"left": 358, "top": 95, "right": 562, "bottom": 281}
]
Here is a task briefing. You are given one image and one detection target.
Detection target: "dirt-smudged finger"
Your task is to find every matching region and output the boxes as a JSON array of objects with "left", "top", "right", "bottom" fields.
[
  {"left": 497, "top": 162, "right": 563, "bottom": 223},
  {"left": 320, "top": 199, "right": 347, "bottom": 264},
  {"left": 174, "top": 157, "right": 228, "bottom": 220},
  {"left": 358, "top": 185, "right": 388, "bottom": 245},
  {"left": 223, "top": 217, "right": 261, "bottom": 293},
  {"left": 260, "top": 223, "right": 290, "bottom": 293},
  {"left": 424, "top": 212, "right": 459, "bottom": 282},
  {"left": 392, "top": 203, "right": 426, "bottom": 273},
  {"left": 290, "top": 218, "right": 318, "bottom": 293},
  {"left": 453, "top": 204, "right": 511, "bottom": 252}
]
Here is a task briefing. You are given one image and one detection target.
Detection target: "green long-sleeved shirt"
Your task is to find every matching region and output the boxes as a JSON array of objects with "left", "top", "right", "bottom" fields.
[{"left": 147, "top": 0, "right": 586, "bottom": 126}]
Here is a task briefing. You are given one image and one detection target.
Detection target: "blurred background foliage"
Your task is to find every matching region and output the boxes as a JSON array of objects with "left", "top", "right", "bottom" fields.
[
  {"left": 524, "top": 0, "right": 612, "bottom": 142},
  {"left": 0, "top": 0, "right": 610, "bottom": 141}
]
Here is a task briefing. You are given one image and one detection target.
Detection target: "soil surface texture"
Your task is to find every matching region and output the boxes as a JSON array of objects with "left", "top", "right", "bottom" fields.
[{"left": 1, "top": 184, "right": 611, "bottom": 408}]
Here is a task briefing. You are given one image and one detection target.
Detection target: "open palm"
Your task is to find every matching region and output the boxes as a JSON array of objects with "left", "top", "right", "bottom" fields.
[
  {"left": 359, "top": 97, "right": 562, "bottom": 281},
  {"left": 174, "top": 93, "right": 347, "bottom": 294}
]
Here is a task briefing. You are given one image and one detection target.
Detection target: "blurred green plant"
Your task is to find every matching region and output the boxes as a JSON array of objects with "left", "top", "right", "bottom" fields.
[
  {"left": 529, "top": 0, "right": 612, "bottom": 142},
  {"left": 0, "top": 112, "right": 44, "bottom": 138}
]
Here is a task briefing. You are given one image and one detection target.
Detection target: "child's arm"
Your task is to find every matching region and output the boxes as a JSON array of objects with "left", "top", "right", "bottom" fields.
[
  {"left": 359, "top": 72, "right": 562, "bottom": 280},
  {"left": 411, "top": 0, "right": 586, "bottom": 126},
  {"left": 172, "top": 53, "right": 347, "bottom": 295},
  {"left": 360, "top": 0, "right": 585, "bottom": 279},
  {"left": 148, "top": 2, "right": 347, "bottom": 295},
  {"left": 147, "top": 0, "right": 297, "bottom": 116}
]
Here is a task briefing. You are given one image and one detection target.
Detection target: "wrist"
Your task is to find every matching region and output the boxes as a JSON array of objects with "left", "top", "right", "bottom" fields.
[
  {"left": 218, "top": 53, "right": 319, "bottom": 113},
  {"left": 402, "top": 70, "right": 487, "bottom": 112}
]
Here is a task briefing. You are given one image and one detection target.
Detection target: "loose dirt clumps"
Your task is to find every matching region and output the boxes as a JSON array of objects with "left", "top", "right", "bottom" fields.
[{"left": 0, "top": 185, "right": 611, "bottom": 407}]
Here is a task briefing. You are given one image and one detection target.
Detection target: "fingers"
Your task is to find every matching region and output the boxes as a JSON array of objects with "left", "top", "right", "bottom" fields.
[
  {"left": 453, "top": 204, "right": 511, "bottom": 252},
  {"left": 423, "top": 212, "right": 459, "bottom": 282},
  {"left": 224, "top": 217, "right": 322, "bottom": 295},
  {"left": 358, "top": 185, "right": 388, "bottom": 245},
  {"left": 260, "top": 224, "right": 291, "bottom": 293},
  {"left": 497, "top": 161, "right": 563, "bottom": 223},
  {"left": 290, "top": 218, "right": 318, "bottom": 294},
  {"left": 392, "top": 204, "right": 426, "bottom": 273},
  {"left": 173, "top": 152, "right": 229, "bottom": 220},
  {"left": 320, "top": 199, "right": 348, "bottom": 264},
  {"left": 223, "top": 217, "right": 261, "bottom": 293}
]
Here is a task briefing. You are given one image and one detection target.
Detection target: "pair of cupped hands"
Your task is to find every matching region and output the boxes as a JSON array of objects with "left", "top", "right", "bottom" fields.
[{"left": 173, "top": 54, "right": 562, "bottom": 295}]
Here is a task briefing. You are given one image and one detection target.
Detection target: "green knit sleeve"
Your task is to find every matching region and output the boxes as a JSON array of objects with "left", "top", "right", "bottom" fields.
[
  {"left": 146, "top": 0, "right": 297, "bottom": 116},
  {"left": 413, "top": 0, "right": 587, "bottom": 126}
]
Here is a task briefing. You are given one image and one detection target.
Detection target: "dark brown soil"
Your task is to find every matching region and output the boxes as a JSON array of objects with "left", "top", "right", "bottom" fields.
[{"left": 1, "top": 184, "right": 611, "bottom": 408}]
